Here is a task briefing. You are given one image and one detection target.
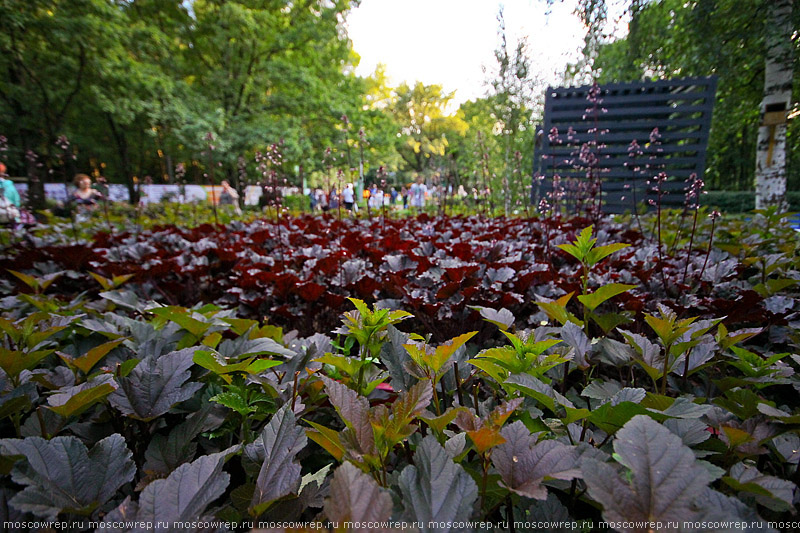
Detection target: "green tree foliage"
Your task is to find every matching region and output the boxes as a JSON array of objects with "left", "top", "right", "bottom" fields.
[
  {"left": 0, "top": 0, "right": 364, "bottom": 195},
  {"left": 485, "top": 7, "right": 541, "bottom": 214},
  {"left": 588, "top": 0, "right": 800, "bottom": 191},
  {"left": 0, "top": 0, "right": 131, "bottom": 195},
  {"left": 389, "top": 82, "right": 467, "bottom": 179}
]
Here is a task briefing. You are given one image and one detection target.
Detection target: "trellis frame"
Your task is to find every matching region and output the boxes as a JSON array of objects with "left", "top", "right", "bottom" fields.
[{"left": 532, "top": 77, "right": 717, "bottom": 213}]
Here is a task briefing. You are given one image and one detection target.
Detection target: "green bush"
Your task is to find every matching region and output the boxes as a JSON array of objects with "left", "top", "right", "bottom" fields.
[
  {"left": 702, "top": 191, "right": 800, "bottom": 213},
  {"left": 282, "top": 194, "right": 311, "bottom": 212}
]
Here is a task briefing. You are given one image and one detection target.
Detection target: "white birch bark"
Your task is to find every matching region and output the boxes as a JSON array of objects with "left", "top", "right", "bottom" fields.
[{"left": 755, "top": 0, "right": 794, "bottom": 210}]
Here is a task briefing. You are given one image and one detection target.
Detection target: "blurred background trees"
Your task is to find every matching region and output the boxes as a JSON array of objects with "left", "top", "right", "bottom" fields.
[{"left": 0, "top": 0, "right": 796, "bottom": 208}]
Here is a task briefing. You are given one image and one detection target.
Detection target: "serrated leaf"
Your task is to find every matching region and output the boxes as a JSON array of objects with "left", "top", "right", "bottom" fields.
[
  {"left": 0, "top": 434, "right": 135, "bottom": 520},
  {"left": 306, "top": 420, "right": 346, "bottom": 461},
  {"left": 582, "top": 415, "right": 709, "bottom": 529},
  {"left": 662, "top": 419, "right": 711, "bottom": 447},
  {"left": 398, "top": 435, "right": 478, "bottom": 532},
  {"left": 324, "top": 462, "right": 392, "bottom": 529},
  {"left": 143, "top": 404, "right": 215, "bottom": 475},
  {"left": 217, "top": 335, "right": 295, "bottom": 359},
  {"left": 379, "top": 325, "right": 416, "bottom": 391},
  {"left": 560, "top": 322, "right": 591, "bottom": 368},
  {"left": 577, "top": 284, "right": 636, "bottom": 312},
  {"left": 723, "top": 463, "right": 794, "bottom": 512},
  {"left": 320, "top": 375, "right": 376, "bottom": 456},
  {"left": 492, "top": 421, "right": 580, "bottom": 499},
  {"left": 99, "top": 289, "right": 142, "bottom": 311},
  {"left": 391, "top": 380, "right": 433, "bottom": 428},
  {"left": 136, "top": 449, "right": 233, "bottom": 526},
  {"left": 109, "top": 349, "right": 202, "bottom": 421},
  {"left": 210, "top": 391, "right": 254, "bottom": 416},
  {"left": 467, "top": 426, "right": 506, "bottom": 454},
  {"left": 250, "top": 405, "right": 307, "bottom": 514}
]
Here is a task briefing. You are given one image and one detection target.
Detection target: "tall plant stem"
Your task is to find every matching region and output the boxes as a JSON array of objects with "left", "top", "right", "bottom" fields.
[
  {"left": 697, "top": 215, "right": 718, "bottom": 284},
  {"left": 682, "top": 207, "right": 700, "bottom": 285},
  {"left": 479, "top": 453, "right": 490, "bottom": 514},
  {"left": 453, "top": 361, "right": 465, "bottom": 406},
  {"left": 656, "top": 200, "right": 668, "bottom": 294},
  {"left": 660, "top": 342, "right": 674, "bottom": 395}
]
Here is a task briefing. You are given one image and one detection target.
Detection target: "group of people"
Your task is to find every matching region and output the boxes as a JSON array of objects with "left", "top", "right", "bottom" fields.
[
  {"left": 0, "top": 165, "right": 496, "bottom": 226},
  {"left": 308, "top": 178, "right": 435, "bottom": 213}
]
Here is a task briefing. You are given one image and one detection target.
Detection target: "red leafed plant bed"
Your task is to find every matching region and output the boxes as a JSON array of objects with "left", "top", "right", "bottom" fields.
[{"left": 0, "top": 212, "right": 790, "bottom": 342}]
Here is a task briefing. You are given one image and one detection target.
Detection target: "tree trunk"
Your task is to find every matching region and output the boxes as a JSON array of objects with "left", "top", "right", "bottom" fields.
[
  {"left": 754, "top": 0, "right": 793, "bottom": 210},
  {"left": 106, "top": 114, "right": 137, "bottom": 204}
]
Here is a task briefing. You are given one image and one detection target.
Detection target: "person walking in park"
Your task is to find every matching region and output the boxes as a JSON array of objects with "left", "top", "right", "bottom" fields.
[
  {"left": 218, "top": 180, "right": 241, "bottom": 214},
  {"left": 70, "top": 174, "right": 103, "bottom": 209},
  {"left": 410, "top": 177, "right": 427, "bottom": 210},
  {"left": 0, "top": 162, "right": 20, "bottom": 224},
  {"left": 342, "top": 183, "right": 355, "bottom": 211}
]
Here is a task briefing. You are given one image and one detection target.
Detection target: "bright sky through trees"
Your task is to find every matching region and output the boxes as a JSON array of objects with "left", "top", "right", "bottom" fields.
[{"left": 346, "top": 0, "right": 623, "bottom": 107}]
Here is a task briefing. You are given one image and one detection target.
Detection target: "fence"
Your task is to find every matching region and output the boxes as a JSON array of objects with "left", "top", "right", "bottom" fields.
[{"left": 532, "top": 76, "right": 717, "bottom": 214}]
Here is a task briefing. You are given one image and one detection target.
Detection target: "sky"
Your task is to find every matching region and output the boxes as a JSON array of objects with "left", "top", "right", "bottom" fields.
[{"left": 346, "top": 0, "right": 628, "bottom": 108}]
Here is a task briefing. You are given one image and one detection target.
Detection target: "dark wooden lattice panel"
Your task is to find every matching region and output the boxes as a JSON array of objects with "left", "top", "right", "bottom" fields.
[{"left": 531, "top": 77, "right": 717, "bottom": 214}]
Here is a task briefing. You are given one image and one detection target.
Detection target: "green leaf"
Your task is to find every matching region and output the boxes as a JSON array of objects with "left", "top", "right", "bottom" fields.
[
  {"left": 557, "top": 242, "right": 583, "bottom": 262},
  {"left": 586, "top": 242, "right": 630, "bottom": 267},
  {"left": 210, "top": 392, "right": 254, "bottom": 416},
  {"left": 47, "top": 375, "right": 117, "bottom": 418},
  {"left": 419, "top": 407, "right": 467, "bottom": 434},
  {"left": 0, "top": 348, "right": 53, "bottom": 380},
  {"left": 149, "top": 306, "right": 212, "bottom": 337},
  {"left": 577, "top": 283, "right": 636, "bottom": 312},
  {"left": 398, "top": 435, "right": 478, "bottom": 532},
  {"left": 537, "top": 292, "right": 581, "bottom": 326},
  {"left": 467, "top": 357, "right": 508, "bottom": 385},
  {"left": 245, "top": 358, "right": 282, "bottom": 374},
  {"left": 315, "top": 353, "right": 362, "bottom": 377},
  {"left": 305, "top": 420, "right": 346, "bottom": 461},
  {"left": 62, "top": 338, "right": 125, "bottom": 374},
  {"left": 587, "top": 401, "right": 651, "bottom": 435},
  {"left": 582, "top": 415, "right": 710, "bottom": 527},
  {"left": 0, "top": 434, "right": 135, "bottom": 520}
]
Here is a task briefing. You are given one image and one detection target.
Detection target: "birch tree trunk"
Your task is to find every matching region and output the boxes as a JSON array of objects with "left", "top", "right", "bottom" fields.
[{"left": 754, "top": 0, "right": 793, "bottom": 210}]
